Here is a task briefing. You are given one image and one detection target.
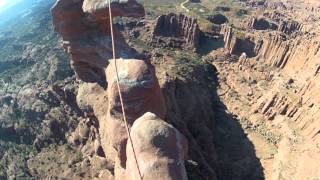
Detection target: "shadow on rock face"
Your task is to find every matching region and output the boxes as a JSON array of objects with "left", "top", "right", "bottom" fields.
[
  {"left": 207, "top": 14, "right": 229, "bottom": 25},
  {"left": 198, "top": 34, "right": 225, "bottom": 55},
  {"left": 211, "top": 68, "right": 265, "bottom": 180},
  {"left": 161, "top": 58, "right": 264, "bottom": 179}
]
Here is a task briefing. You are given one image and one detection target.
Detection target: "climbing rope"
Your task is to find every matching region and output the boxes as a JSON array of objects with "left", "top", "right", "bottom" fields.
[{"left": 107, "top": 1, "right": 143, "bottom": 180}]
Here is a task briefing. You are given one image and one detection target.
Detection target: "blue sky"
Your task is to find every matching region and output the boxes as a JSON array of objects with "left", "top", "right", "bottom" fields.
[
  {"left": 0, "top": 0, "right": 7, "bottom": 8},
  {"left": 0, "top": 0, "right": 23, "bottom": 12}
]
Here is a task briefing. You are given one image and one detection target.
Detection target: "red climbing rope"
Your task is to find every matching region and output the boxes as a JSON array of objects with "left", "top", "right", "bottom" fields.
[{"left": 107, "top": 1, "right": 143, "bottom": 180}]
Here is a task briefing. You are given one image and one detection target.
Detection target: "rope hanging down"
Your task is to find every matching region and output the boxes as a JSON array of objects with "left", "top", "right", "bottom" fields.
[{"left": 107, "top": 1, "right": 143, "bottom": 180}]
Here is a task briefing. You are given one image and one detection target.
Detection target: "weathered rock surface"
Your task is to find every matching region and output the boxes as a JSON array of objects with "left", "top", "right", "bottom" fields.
[
  {"left": 61, "top": 52, "right": 219, "bottom": 180},
  {"left": 221, "top": 24, "right": 233, "bottom": 51},
  {"left": 215, "top": 2, "right": 320, "bottom": 178},
  {"left": 249, "top": 15, "right": 301, "bottom": 35},
  {"left": 151, "top": 13, "right": 201, "bottom": 51},
  {"left": 83, "top": 0, "right": 145, "bottom": 19},
  {"left": 51, "top": 1, "right": 198, "bottom": 179},
  {"left": 221, "top": 25, "right": 261, "bottom": 57},
  {"left": 127, "top": 112, "right": 188, "bottom": 180},
  {"left": 51, "top": 0, "right": 144, "bottom": 86},
  {"left": 103, "top": 58, "right": 167, "bottom": 179},
  {"left": 277, "top": 20, "right": 301, "bottom": 34}
]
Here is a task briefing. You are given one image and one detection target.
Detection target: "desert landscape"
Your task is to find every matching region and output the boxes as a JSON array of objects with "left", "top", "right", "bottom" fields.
[{"left": 0, "top": 0, "right": 319, "bottom": 179}]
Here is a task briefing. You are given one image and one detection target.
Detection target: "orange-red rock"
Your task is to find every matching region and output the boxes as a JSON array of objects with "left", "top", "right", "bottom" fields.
[
  {"left": 152, "top": 13, "right": 201, "bottom": 51},
  {"left": 52, "top": 0, "right": 144, "bottom": 85},
  {"left": 83, "top": 0, "right": 145, "bottom": 20},
  {"left": 126, "top": 112, "right": 188, "bottom": 180},
  {"left": 103, "top": 58, "right": 167, "bottom": 177}
]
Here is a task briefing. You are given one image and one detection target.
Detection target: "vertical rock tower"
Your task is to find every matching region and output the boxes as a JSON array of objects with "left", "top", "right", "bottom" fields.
[{"left": 51, "top": 0, "right": 189, "bottom": 179}]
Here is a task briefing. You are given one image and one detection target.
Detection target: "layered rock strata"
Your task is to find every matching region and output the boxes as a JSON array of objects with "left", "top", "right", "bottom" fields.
[
  {"left": 151, "top": 13, "right": 201, "bottom": 51},
  {"left": 278, "top": 20, "right": 301, "bottom": 34},
  {"left": 221, "top": 25, "right": 261, "bottom": 57},
  {"left": 217, "top": 9, "right": 320, "bottom": 178}
]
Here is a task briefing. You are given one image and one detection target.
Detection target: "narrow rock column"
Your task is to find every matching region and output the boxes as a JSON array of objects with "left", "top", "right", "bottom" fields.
[
  {"left": 51, "top": 0, "right": 145, "bottom": 86},
  {"left": 127, "top": 112, "right": 188, "bottom": 180},
  {"left": 104, "top": 59, "right": 167, "bottom": 179}
]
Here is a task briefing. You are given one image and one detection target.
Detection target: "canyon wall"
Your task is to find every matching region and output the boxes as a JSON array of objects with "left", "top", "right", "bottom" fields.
[
  {"left": 151, "top": 13, "right": 201, "bottom": 51},
  {"left": 218, "top": 4, "right": 320, "bottom": 178},
  {"left": 222, "top": 18, "right": 320, "bottom": 141}
]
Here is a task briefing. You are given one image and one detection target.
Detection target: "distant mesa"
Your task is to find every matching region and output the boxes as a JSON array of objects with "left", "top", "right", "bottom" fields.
[
  {"left": 249, "top": 16, "right": 301, "bottom": 35},
  {"left": 151, "top": 13, "right": 201, "bottom": 51}
]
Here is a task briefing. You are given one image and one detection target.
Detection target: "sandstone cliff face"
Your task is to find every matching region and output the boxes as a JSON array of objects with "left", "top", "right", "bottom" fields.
[
  {"left": 152, "top": 13, "right": 201, "bottom": 51},
  {"left": 221, "top": 24, "right": 233, "bottom": 51},
  {"left": 217, "top": 7, "right": 320, "bottom": 178},
  {"left": 278, "top": 20, "right": 301, "bottom": 34},
  {"left": 254, "top": 34, "right": 320, "bottom": 141},
  {"left": 221, "top": 22, "right": 320, "bottom": 135},
  {"left": 127, "top": 112, "right": 188, "bottom": 180},
  {"left": 247, "top": 8, "right": 302, "bottom": 35},
  {"left": 246, "top": 37, "right": 320, "bottom": 178},
  {"left": 82, "top": 0, "right": 145, "bottom": 19},
  {"left": 51, "top": 0, "right": 144, "bottom": 86},
  {"left": 103, "top": 58, "right": 167, "bottom": 179},
  {"left": 221, "top": 25, "right": 262, "bottom": 58}
]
